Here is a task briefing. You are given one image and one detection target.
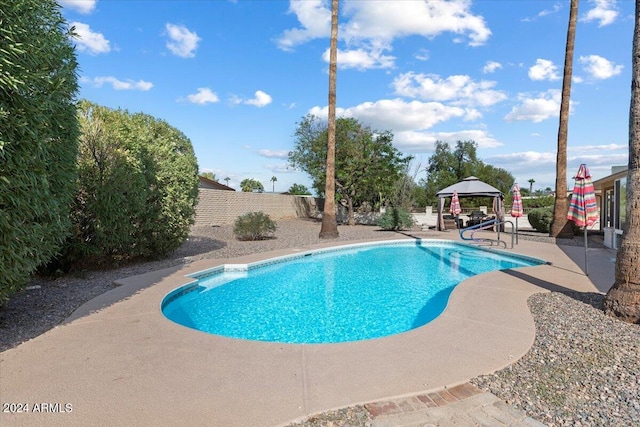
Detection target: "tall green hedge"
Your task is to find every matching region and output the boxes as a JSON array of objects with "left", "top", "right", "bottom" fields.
[
  {"left": 0, "top": 0, "right": 79, "bottom": 301},
  {"left": 52, "top": 101, "right": 199, "bottom": 269}
]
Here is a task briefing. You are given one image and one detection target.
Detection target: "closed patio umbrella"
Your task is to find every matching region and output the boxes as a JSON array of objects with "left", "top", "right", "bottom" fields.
[
  {"left": 450, "top": 190, "right": 461, "bottom": 228},
  {"left": 492, "top": 194, "right": 505, "bottom": 235},
  {"left": 567, "top": 164, "right": 599, "bottom": 275},
  {"left": 510, "top": 183, "right": 523, "bottom": 244}
]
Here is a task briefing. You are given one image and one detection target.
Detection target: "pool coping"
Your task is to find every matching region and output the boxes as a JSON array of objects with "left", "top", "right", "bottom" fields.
[{"left": 0, "top": 234, "right": 615, "bottom": 427}]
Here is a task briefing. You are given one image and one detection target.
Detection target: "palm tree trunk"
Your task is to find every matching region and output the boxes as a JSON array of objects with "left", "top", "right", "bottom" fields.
[
  {"left": 603, "top": 0, "right": 640, "bottom": 324},
  {"left": 320, "top": 0, "right": 339, "bottom": 239},
  {"left": 550, "top": 0, "right": 578, "bottom": 238}
]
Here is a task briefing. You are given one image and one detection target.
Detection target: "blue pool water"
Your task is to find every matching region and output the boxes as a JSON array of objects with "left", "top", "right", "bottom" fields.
[{"left": 162, "top": 241, "right": 543, "bottom": 344}]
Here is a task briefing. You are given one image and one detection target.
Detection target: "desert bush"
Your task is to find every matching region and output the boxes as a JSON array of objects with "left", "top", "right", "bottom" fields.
[
  {"left": 376, "top": 207, "right": 416, "bottom": 231},
  {"left": 45, "top": 101, "right": 199, "bottom": 271},
  {"left": 528, "top": 207, "right": 554, "bottom": 233},
  {"left": 0, "top": 0, "right": 79, "bottom": 301},
  {"left": 233, "top": 212, "right": 277, "bottom": 240}
]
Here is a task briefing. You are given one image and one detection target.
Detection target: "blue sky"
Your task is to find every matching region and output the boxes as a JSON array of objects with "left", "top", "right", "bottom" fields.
[{"left": 58, "top": 0, "right": 633, "bottom": 195}]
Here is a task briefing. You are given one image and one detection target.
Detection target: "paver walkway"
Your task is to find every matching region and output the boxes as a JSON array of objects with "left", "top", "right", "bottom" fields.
[{"left": 364, "top": 383, "right": 546, "bottom": 426}]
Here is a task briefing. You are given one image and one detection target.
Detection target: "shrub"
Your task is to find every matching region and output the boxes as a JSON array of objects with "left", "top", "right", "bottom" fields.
[
  {"left": 45, "top": 101, "right": 199, "bottom": 271},
  {"left": 0, "top": 0, "right": 79, "bottom": 301},
  {"left": 528, "top": 207, "right": 554, "bottom": 233},
  {"left": 376, "top": 207, "right": 416, "bottom": 231},
  {"left": 233, "top": 212, "right": 277, "bottom": 240}
]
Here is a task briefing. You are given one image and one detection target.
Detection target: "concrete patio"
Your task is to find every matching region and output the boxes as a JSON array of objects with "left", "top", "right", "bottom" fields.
[{"left": 0, "top": 232, "right": 616, "bottom": 426}]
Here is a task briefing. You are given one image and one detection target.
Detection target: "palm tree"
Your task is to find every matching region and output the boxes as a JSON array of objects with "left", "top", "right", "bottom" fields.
[
  {"left": 550, "top": 0, "right": 578, "bottom": 238},
  {"left": 528, "top": 178, "right": 535, "bottom": 193},
  {"left": 224, "top": 177, "right": 230, "bottom": 186},
  {"left": 270, "top": 176, "right": 277, "bottom": 192},
  {"left": 603, "top": 0, "right": 640, "bottom": 324},
  {"left": 319, "top": 0, "right": 340, "bottom": 239}
]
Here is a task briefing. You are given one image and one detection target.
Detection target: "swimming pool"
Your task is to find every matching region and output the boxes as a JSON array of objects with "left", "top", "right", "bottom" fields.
[{"left": 161, "top": 240, "right": 544, "bottom": 344}]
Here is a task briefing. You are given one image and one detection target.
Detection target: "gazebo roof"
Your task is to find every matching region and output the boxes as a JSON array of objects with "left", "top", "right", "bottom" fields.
[{"left": 436, "top": 176, "right": 503, "bottom": 198}]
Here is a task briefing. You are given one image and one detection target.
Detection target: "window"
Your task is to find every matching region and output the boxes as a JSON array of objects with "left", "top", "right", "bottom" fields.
[
  {"left": 605, "top": 189, "right": 614, "bottom": 227},
  {"left": 614, "top": 177, "right": 627, "bottom": 231}
]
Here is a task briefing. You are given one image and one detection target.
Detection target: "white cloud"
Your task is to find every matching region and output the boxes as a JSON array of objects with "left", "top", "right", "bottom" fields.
[
  {"left": 165, "top": 23, "right": 200, "bottom": 58},
  {"left": 482, "top": 61, "right": 502, "bottom": 74},
  {"left": 394, "top": 129, "right": 502, "bottom": 153},
  {"left": 276, "top": 0, "right": 491, "bottom": 70},
  {"left": 309, "top": 98, "right": 466, "bottom": 132},
  {"left": 522, "top": 2, "right": 562, "bottom": 22},
  {"left": 486, "top": 151, "right": 559, "bottom": 186},
  {"left": 485, "top": 147, "right": 628, "bottom": 190},
  {"left": 570, "top": 143, "right": 627, "bottom": 151},
  {"left": 275, "top": 0, "right": 331, "bottom": 51},
  {"left": 569, "top": 153, "right": 628, "bottom": 167},
  {"left": 579, "top": 54, "right": 623, "bottom": 79},
  {"left": 258, "top": 149, "right": 289, "bottom": 159},
  {"left": 228, "top": 95, "right": 243, "bottom": 106},
  {"left": 58, "top": 0, "right": 97, "bottom": 14},
  {"left": 245, "top": 90, "right": 272, "bottom": 107},
  {"left": 84, "top": 76, "right": 153, "bottom": 91},
  {"left": 265, "top": 163, "right": 294, "bottom": 174},
  {"left": 537, "top": 2, "right": 563, "bottom": 18},
  {"left": 340, "top": 0, "right": 491, "bottom": 46},
  {"left": 528, "top": 59, "right": 560, "bottom": 81},
  {"left": 414, "top": 48, "right": 430, "bottom": 61},
  {"left": 489, "top": 151, "right": 557, "bottom": 165},
  {"left": 392, "top": 72, "right": 507, "bottom": 107},
  {"left": 504, "top": 90, "right": 566, "bottom": 123},
  {"left": 185, "top": 88, "right": 219, "bottom": 105},
  {"left": 322, "top": 46, "right": 395, "bottom": 70},
  {"left": 71, "top": 22, "right": 110, "bottom": 54},
  {"left": 581, "top": 0, "right": 619, "bottom": 27}
]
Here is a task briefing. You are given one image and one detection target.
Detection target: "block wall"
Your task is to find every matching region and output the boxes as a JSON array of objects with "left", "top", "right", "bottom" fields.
[{"left": 194, "top": 190, "right": 322, "bottom": 226}]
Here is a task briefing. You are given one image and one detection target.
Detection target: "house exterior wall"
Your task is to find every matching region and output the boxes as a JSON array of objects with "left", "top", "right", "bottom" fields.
[
  {"left": 593, "top": 168, "right": 627, "bottom": 249},
  {"left": 194, "top": 189, "right": 322, "bottom": 226}
]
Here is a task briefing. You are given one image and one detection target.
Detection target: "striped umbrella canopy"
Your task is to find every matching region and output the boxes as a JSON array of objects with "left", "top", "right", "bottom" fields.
[
  {"left": 511, "top": 183, "right": 523, "bottom": 244},
  {"left": 567, "top": 164, "right": 599, "bottom": 227},
  {"left": 567, "top": 164, "right": 599, "bottom": 276},
  {"left": 510, "top": 183, "right": 523, "bottom": 218},
  {"left": 449, "top": 190, "right": 462, "bottom": 215}
]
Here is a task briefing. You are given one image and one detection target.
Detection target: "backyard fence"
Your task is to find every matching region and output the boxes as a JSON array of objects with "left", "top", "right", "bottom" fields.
[{"left": 194, "top": 189, "right": 322, "bottom": 226}]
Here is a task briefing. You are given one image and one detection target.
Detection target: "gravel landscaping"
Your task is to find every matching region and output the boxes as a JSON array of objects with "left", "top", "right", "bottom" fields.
[{"left": 1, "top": 219, "right": 637, "bottom": 427}]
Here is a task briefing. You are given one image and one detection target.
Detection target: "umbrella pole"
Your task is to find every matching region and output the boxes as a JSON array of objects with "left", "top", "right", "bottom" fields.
[
  {"left": 584, "top": 227, "right": 589, "bottom": 276},
  {"left": 515, "top": 217, "right": 519, "bottom": 244}
]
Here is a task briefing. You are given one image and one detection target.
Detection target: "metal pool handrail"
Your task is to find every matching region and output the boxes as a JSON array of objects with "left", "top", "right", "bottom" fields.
[{"left": 459, "top": 219, "right": 516, "bottom": 249}]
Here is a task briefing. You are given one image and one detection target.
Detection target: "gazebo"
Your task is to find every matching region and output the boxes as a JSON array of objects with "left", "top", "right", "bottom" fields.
[{"left": 436, "top": 176, "right": 504, "bottom": 231}]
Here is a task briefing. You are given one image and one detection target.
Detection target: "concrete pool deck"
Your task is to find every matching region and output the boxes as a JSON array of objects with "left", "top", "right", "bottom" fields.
[{"left": 0, "top": 232, "right": 616, "bottom": 426}]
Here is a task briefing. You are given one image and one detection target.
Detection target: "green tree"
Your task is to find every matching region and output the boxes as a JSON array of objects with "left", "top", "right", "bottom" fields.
[
  {"left": 0, "top": 0, "right": 79, "bottom": 300},
  {"left": 200, "top": 172, "right": 216, "bottom": 181},
  {"left": 52, "top": 101, "right": 199, "bottom": 269},
  {"left": 288, "top": 183, "right": 311, "bottom": 195},
  {"left": 551, "top": 0, "right": 578, "bottom": 238},
  {"left": 240, "top": 178, "right": 264, "bottom": 192},
  {"left": 475, "top": 163, "right": 515, "bottom": 195},
  {"left": 392, "top": 170, "right": 419, "bottom": 210},
  {"left": 603, "top": 0, "right": 640, "bottom": 324},
  {"left": 270, "top": 175, "right": 277, "bottom": 192},
  {"left": 423, "top": 141, "right": 458, "bottom": 203},
  {"left": 422, "top": 140, "right": 514, "bottom": 206},
  {"left": 289, "top": 115, "right": 411, "bottom": 225}
]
